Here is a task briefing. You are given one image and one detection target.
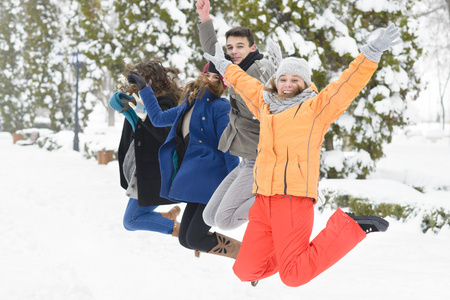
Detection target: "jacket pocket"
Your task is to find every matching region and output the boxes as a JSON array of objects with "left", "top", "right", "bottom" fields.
[{"left": 296, "top": 157, "right": 306, "bottom": 181}]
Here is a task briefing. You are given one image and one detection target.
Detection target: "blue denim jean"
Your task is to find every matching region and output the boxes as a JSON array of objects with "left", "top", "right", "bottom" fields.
[{"left": 123, "top": 198, "right": 174, "bottom": 235}]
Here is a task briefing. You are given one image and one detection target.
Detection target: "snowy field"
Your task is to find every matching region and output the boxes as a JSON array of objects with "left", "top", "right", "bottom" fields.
[{"left": 1, "top": 120, "right": 449, "bottom": 299}]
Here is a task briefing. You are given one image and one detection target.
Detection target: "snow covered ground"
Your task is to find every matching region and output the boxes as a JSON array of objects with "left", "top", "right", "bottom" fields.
[{"left": 1, "top": 120, "right": 449, "bottom": 299}]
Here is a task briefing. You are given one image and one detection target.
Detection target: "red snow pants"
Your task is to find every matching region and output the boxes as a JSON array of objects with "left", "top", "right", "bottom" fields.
[{"left": 232, "top": 194, "right": 366, "bottom": 287}]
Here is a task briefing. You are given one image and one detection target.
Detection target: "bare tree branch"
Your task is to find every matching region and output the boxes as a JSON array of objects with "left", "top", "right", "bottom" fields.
[
  {"left": 446, "top": 0, "right": 450, "bottom": 20},
  {"left": 416, "top": 4, "right": 446, "bottom": 17}
]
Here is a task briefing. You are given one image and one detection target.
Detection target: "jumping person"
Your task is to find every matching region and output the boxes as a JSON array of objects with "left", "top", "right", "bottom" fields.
[
  {"left": 204, "top": 23, "right": 399, "bottom": 286},
  {"left": 127, "top": 63, "right": 241, "bottom": 259},
  {"left": 110, "top": 61, "right": 182, "bottom": 236},
  {"left": 196, "top": 0, "right": 272, "bottom": 230}
]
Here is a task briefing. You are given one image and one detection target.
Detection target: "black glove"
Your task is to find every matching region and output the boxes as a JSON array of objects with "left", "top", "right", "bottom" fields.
[{"left": 127, "top": 71, "right": 147, "bottom": 90}]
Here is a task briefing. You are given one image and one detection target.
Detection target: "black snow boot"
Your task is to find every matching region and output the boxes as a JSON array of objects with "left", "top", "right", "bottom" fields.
[{"left": 346, "top": 212, "right": 389, "bottom": 233}]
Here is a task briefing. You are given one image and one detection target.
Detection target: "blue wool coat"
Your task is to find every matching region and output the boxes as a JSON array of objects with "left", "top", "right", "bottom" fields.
[{"left": 140, "top": 86, "right": 239, "bottom": 204}]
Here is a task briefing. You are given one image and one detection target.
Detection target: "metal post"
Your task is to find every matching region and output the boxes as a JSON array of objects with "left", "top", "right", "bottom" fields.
[
  {"left": 70, "top": 50, "right": 85, "bottom": 152},
  {"left": 73, "top": 53, "right": 80, "bottom": 152}
]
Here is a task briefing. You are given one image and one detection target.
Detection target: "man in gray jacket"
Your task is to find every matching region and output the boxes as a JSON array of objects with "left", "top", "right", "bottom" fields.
[{"left": 196, "top": 0, "right": 271, "bottom": 230}]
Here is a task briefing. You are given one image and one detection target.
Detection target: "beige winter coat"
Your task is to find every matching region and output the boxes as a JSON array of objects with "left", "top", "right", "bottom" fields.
[{"left": 198, "top": 20, "right": 271, "bottom": 159}]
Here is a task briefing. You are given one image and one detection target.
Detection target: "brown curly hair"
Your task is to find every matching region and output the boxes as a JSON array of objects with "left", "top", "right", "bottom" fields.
[{"left": 120, "top": 60, "right": 182, "bottom": 102}]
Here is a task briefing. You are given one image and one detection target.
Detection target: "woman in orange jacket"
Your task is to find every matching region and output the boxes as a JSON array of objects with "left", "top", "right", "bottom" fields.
[{"left": 204, "top": 24, "right": 400, "bottom": 287}]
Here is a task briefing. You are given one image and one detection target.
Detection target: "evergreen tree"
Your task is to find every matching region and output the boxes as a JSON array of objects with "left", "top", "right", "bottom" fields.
[
  {"left": 62, "top": 0, "right": 97, "bottom": 129},
  {"left": 22, "top": 0, "right": 73, "bottom": 131},
  {"left": 76, "top": 0, "right": 205, "bottom": 127},
  {"left": 223, "top": 0, "right": 422, "bottom": 179},
  {"left": 0, "top": 0, "right": 28, "bottom": 133},
  {"left": 0, "top": 0, "right": 74, "bottom": 133},
  {"left": 68, "top": 0, "right": 422, "bottom": 181}
]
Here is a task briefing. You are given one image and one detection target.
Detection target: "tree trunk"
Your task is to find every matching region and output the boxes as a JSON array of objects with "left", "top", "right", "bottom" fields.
[
  {"left": 440, "top": 96, "right": 445, "bottom": 130},
  {"left": 108, "top": 106, "right": 115, "bottom": 127},
  {"left": 439, "top": 71, "right": 450, "bottom": 130},
  {"left": 324, "top": 134, "right": 334, "bottom": 151},
  {"left": 446, "top": 0, "right": 450, "bottom": 20},
  {"left": 103, "top": 70, "right": 116, "bottom": 127}
]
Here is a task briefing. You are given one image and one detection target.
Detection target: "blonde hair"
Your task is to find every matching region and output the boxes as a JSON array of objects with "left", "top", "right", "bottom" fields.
[{"left": 180, "top": 73, "right": 225, "bottom": 105}]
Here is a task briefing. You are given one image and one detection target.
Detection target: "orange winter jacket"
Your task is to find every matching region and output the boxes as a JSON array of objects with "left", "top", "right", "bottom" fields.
[{"left": 224, "top": 53, "right": 378, "bottom": 203}]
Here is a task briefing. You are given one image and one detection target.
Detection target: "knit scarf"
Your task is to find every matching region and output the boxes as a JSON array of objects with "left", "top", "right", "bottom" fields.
[
  {"left": 225, "top": 50, "right": 264, "bottom": 71},
  {"left": 263, "top": 89, "right": 317, "bottom": 114},
  {"left": 109, "top": 92, "right": 139, "bottom": 131}
]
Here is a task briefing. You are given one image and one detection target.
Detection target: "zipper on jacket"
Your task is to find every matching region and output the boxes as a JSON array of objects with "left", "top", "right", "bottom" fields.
[
  {"left": 306, "top": 57, "right": 367, "bottom": 197},
  {"left": 254, "top": 148, "right": 261, "bottom": 193},
  {"left": 254, "top": 165, "right": 259, "bottom": 194},
  {"left": 284, "top": 147, "right": 289, "bottom": 195}
]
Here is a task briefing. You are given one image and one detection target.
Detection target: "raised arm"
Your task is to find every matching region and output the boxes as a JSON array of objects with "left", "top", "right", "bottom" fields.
[
  {"left": 308, "top": 24, "right": 401, "bottom": 125},
  {"left": 196, "top": 0, "right": 211, "bottom": 23},
  {"left": 204, "top": 43, "right": 265, "bottom": 119},
  {"left": 196, "top": 0, "right": 218, "bottom": 56},
  {"left": 139, "top": 87, "right": 178, "bottom": 127},
  {"left": 139, "top": 96, "right": 175, "bottom": 144},
  {"left": 224, "top": 65, "right": 265, "bottom": 120}
]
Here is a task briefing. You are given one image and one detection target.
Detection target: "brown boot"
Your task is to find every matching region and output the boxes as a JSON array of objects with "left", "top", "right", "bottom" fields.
[
  {"left": 171, "top": 221, "right": 180, "bottom": 237},
  {"left": 207, "top": 232, "right": 241, "bottom": 259},
  {"left": 160, "top": 205, "right": 181, "bottom": 221}
]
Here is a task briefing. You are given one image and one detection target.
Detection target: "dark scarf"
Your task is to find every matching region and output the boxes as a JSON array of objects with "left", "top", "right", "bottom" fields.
[
  {"left": 174, "top": 102, "right": 194, "bottom": 168},
  {"left": 225, "top": 49, "right": 264, "bottom": 71}
]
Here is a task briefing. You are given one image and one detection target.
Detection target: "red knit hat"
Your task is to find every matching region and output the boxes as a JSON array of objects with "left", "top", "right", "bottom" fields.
[{"left": 202, "top": 62, "right": 226, "bottom": 90}]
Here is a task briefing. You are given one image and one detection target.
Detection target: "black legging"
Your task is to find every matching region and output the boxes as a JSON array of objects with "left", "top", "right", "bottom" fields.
[{"left": 178, "top": 203, "right": 218, "bottom": 252}]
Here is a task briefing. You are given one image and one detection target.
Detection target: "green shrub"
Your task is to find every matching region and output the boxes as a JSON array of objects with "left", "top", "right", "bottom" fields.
[
  {"left": 320, "top": 191, "right": 448, "bottom": 234},
  {"left": 412, "top": 186, "right": 425, "bottom": 193},
  {"left": 37, "top": 136, "right": 62, "bottom": 152},
  {"left": 421, "top": 209, "right": 450, "bottom": 234}
]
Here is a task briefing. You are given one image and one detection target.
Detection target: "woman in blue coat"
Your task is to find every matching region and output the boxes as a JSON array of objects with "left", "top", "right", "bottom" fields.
[{"left": 128, "top": 63, "right": 241, "bottom": 259}]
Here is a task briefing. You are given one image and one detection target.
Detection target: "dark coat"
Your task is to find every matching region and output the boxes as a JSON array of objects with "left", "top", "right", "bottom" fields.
[
  {"left": 118, "top": 94, "right": 177, "bottom": 206},
  {"left": 141, "top": 86, "right": 239, "bottom": 204},
  {"left": 198, "top": 20, "right": 271, "bottom": 159}
]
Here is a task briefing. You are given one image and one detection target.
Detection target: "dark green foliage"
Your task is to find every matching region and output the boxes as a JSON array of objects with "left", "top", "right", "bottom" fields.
[
  {"left": 1, "top": 0, "right": 423, "bottom": 180},
  {"left": 422, "top": 209, "right": 450, "bottom": 233},
  {"left": 413, "top": 186, "right": 425, "bottom": 193},
  {"left": 330, "top": 194, "right": 415, "bottom": 219},
  {"left": 37, "top": 136, "right": 63, "bottom": 151},
  {"left": 73, "top": 0, "right": 422, "bottom": 178},
  {"left": 74, "top": 0, "right": 421, "bottom": 169},
  {"left": 0, "top": 0, "right": 75, "bottom": 133},
  {"left": 321, "top": 192, "right": 449, "bottom": 233},
  {"left": 0, "top": 1, "right": 28, "bottom": 132},
  {"left": 222, "top": 0, "right": 422, "bottom": 179}
]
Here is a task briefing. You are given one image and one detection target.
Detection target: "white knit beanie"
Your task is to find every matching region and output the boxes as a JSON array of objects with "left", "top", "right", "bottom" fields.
[{"left": 275, "top": 57, "right": 311, "bottom": 87}]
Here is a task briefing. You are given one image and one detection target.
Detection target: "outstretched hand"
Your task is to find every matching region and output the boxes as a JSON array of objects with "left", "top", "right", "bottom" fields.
[
  {"left": 196, "top": 0, "right": 211, "bottom": 23},
  {"left": 127, "top": 71, "right": 148, "bottom": 91},
  {"left": 370, "top": 24, "right": 401, "bottom": 52},
  {"left": 203, "top": 42, "right": 232, "bottom": 75},
  {"left": 361, "top": 23, "right": 402, "bottom": 63}
]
